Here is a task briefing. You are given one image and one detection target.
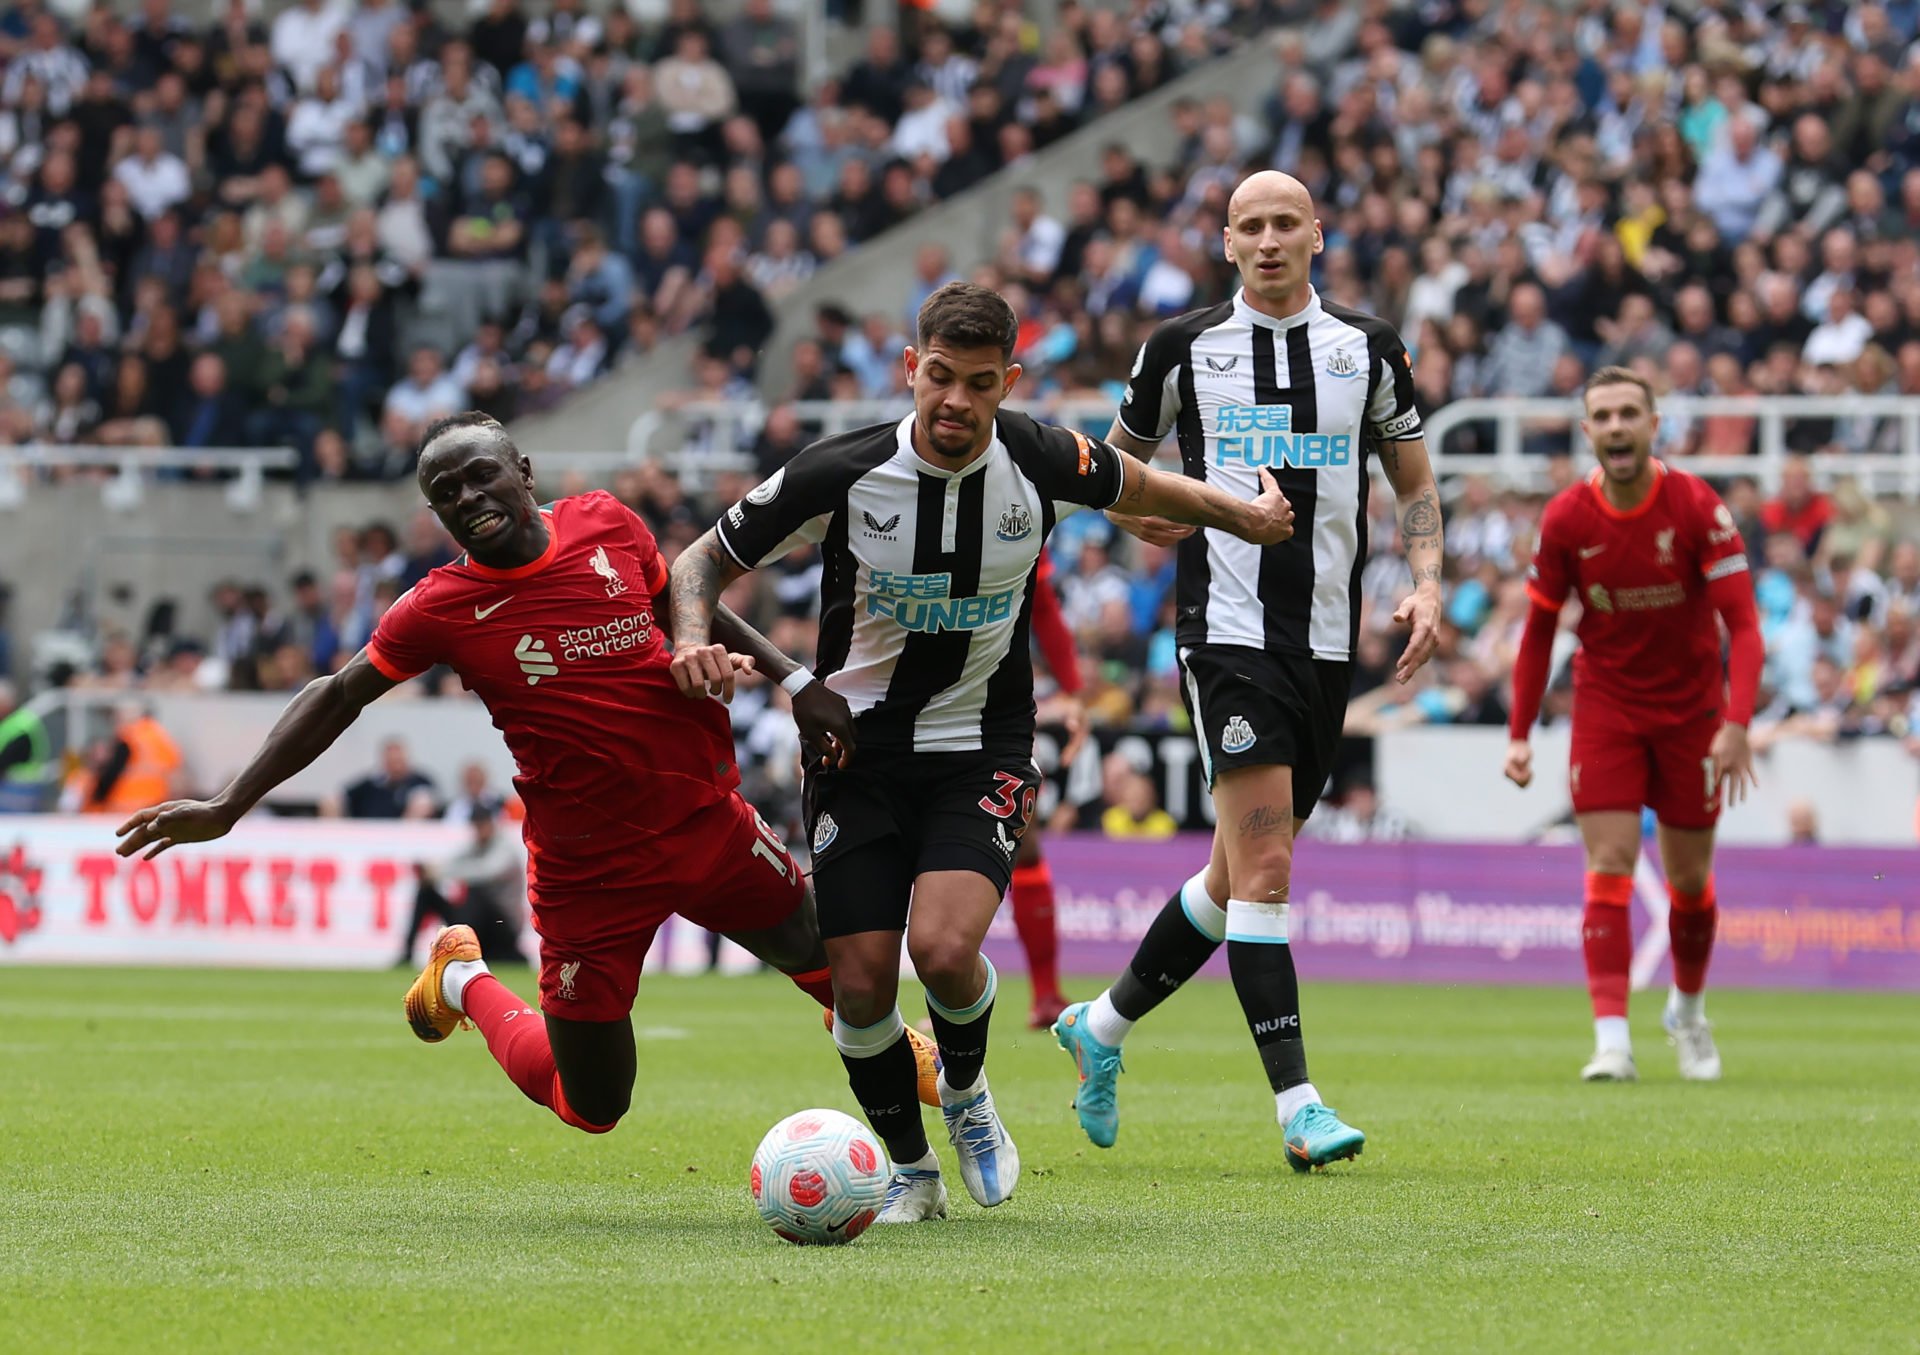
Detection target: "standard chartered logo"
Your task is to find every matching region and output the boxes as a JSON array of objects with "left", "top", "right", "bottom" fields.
[
  {"left": 513, "top": 611, "right": 656, "bottom": 683},
  {"left": 866, "top": 569, "right": 1018, "bottom": 633},
  {"left": 1212, "top": 405, "right": 1351, "bottom": 468}
]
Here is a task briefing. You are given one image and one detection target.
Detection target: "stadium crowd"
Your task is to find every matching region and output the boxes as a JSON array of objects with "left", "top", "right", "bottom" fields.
[
  {"left": 0, "top": 0, "right": 1248, "bottom": 480},
  {"left": 7, "top": 0, "right": 1920, "bottom": 831}
]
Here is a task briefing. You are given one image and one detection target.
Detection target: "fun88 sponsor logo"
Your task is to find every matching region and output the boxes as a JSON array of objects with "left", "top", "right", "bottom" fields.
[
  {"left": 1212, "top": 405, "right": 1352, "bottom": 469},
  {"left": 867, "top": 569, "right": 1019, "bottom": 633}
]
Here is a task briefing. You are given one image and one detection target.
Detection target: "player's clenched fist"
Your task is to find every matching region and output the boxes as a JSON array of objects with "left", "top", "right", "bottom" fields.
[
  {"left": 1502, "top": 739, "right": 1533, "bottom": 789},
  {"left": 670, "top": 643, "right": 755, "bottom": 703},
  {"left": 1246, "top": 468, "right": 1295, "bottom": 546}
]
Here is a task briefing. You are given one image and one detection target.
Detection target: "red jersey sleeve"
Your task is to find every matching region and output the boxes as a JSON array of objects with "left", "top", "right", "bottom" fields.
[
  {"left": 365, "top": 584, "right": 441, "bottom": 681},
  {"left": 1688, "top": 476, "right": 1762, "bottom": 725},
  {"left": 1687, "top": 475, "right": 1750, "bottom": 589},
  {"left": 608, "top": 493, "right": 671, "bottom": 595},
  {"left": 1525, "top": 493, "right": 1575, "bottom": 613},
  {"left": 1030, "top": 550, "right": 1083, "bottom": 693}
]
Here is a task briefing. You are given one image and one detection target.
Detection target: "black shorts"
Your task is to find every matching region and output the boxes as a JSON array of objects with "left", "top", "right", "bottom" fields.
[
  {"left": 802, "top": 748, "right": 1041, "bottom": 938},
  {"left": 1178, "top": 644, "right": 1351, "bottom": 819}
]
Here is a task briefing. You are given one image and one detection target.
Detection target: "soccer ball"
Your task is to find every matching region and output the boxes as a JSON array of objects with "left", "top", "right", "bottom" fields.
[{"left": 749, "top": 1108, "right": 888, "bottom": 1246}]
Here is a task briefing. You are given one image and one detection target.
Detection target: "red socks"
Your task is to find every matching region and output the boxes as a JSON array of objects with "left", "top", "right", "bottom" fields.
[
  {"left": 1010, "top": 860, "right": 1063, "bottom": 1003},
  {"left": 786, "top": 965, "right": 835, "bottom": 1010},
  {"left": 1582, "top": 872, "right": 1633, "bottom": 1020},
  {"left": 1668, "top": 877, "right": 1717, "bottom": 996},
  {"left": 460, "top": 974, "right": 616, "bottom": 1133}
]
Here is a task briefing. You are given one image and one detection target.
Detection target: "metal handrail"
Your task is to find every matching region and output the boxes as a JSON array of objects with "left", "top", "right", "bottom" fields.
[
  {"left": 1424, "top": 396, "right": 1920, "bottom": 498},
  {"left": 624, "top": 394, "right": 1920, "bottom": 498},
  {"left": 0, "top": 444, "right": 301, "bottom": 511}
]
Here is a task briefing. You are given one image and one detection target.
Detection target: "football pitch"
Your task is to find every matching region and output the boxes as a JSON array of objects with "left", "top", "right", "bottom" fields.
[{"left": 6, "top": 969, "right": 1916, "bottom": 1354}]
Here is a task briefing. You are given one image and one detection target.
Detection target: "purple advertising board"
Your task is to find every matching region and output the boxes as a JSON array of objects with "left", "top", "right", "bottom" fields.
[{"left": 983, "top": 836, "right": 1920, "bottom": 992}]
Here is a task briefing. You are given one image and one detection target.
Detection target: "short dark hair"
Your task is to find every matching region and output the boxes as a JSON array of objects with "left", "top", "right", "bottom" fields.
[
  {"left": 916, "top": 281, "right": 1018, "bottom": 360},
  {"left": 419, "top": 411, "right": 511, "bottom": 460},
  {"left": 1581, "top": 364, "right": 1654, "bottom": 408}
]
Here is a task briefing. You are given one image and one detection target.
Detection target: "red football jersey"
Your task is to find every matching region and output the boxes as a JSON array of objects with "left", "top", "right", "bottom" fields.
[
  {"left": 366, "top": 491, "right": 741, "bottom": 893},
  {"left": 1526, "top": 463, "right": 1750, "bottom": 726}
]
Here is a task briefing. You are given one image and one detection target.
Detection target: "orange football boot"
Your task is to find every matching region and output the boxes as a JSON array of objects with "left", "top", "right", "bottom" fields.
[{"left": 404, "top": 925, "right": 481, "bottom": 1042}]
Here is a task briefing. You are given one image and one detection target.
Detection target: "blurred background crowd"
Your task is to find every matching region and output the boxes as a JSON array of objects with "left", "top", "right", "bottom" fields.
[{"left": 4, "top": 0, "right": 1920, "bottom": 838}]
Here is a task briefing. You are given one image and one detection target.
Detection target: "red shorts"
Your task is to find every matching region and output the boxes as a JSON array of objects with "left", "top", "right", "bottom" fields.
[
  {"left": 529, "top": 791, "right": 805, "bottom": 1021},
  {"left": 1569, "top": 707, "right": 1723, "bottom": 830}
]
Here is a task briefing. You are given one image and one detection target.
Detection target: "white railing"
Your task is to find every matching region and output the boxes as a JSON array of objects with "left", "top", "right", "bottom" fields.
[
  {"left": 626, "top": 395, "right": 1920, "bottom": 497},
  {"left": 626, "top": 398, "right": 1137, "bottom": 488},
  {"left": 0, "top": 445, "right": 301, "bottom": 511},
  {"left": 1425, "top": 396, "right": 1920, "bottom": 498}
]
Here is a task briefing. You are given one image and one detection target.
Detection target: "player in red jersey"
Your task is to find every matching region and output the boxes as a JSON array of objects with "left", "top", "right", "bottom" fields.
[
  {"left": 1505, "top": 368, "right": 1762, "bottom": 1084},
  {"left": 114, "top": 412, "right": 941, "bottom": 1132},
  {"left": 1011, "top": 548, "right": 1087, "bottom": 1029}
]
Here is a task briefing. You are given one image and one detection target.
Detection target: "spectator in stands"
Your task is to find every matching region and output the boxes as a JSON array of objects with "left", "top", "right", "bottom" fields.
[
  {"left": 0, "top": 679, "right": 51, "bottom": 811},
  {"left": 404, "top": 808, "right": 527, "bottom": 966},
  {"left": 83, "top": 700, "right": 186, "bottom": 816},
  {"left": 169, "top": 352, "right": 246, "bottom": 449},
  {"left": 325, "top": 736, "right": 437, "bottom": 820},
  {"left": 1302, "top": 776, "right": 1411, "bottom": 843},
  {"left": 656, "top": 26, "right": 735, "bottom": 163},
  {"left": 1761, "top": 459, "right": 1835, "bottom": 556},
  {"left": 1098, "top": 752, "right": 1177, "bottom": 840},
  {"left": 380, "top": 345, "right": 464, "bottom": 455},
  {"left": 442, "top": 761, "right": 510, "bottom": 826},
  {"left": 1483, "top": 283, "right": 1570, "bottom": 399}
]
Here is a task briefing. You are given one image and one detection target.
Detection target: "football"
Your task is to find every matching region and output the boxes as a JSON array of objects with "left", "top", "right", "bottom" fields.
[{"left": 749, "top": 1109, "right": 889, "bottom": 1246}]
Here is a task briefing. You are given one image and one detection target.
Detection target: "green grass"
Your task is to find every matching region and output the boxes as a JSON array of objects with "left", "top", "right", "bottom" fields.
[{"left": 5, "top": 968, "right": 1917, "bottom": 1353}]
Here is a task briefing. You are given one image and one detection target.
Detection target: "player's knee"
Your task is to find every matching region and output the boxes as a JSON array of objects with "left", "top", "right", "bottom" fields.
[
  {"left": 1667, "top": 865, "right": 1712, "bottom": 898},
  {"left": 557, "top": 1076, "right": 630, "bottom": 1131},
  {"left": 1234, "top": 842, "right": 1294, "bottom": 903},
  {"left": 830, "top": 970, "right": 896, "bottom": 1027},
  {"left": 904, "top": 933, "right": 979, "bottom": 992}
]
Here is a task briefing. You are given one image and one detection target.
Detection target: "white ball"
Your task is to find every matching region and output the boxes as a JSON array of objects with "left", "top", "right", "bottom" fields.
[{"left": 749, "top": 1108, "right": 889, "bottom": 1246}]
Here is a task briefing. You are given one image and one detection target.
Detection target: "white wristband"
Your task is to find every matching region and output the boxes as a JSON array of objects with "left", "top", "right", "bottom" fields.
[{"left": 780, "top": 667, "right": 817, "bottom": 696}]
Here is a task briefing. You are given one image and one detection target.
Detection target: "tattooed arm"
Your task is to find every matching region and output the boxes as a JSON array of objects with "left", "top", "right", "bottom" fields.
[
  {"left": 668, "top": 525, "right": 858, "bottom": 763},
  {"left": 1101, "top": 419, "right": 1196, "bottom": 546},
  {"left": 664, "top": 527, "right": 757, "bottom": 701},
  {"left": 1375, "top": 435, "right": 1445, "bottom": 683},
  {"left": 1107, "top": 448, "right": 1296, "bottom": 546}
]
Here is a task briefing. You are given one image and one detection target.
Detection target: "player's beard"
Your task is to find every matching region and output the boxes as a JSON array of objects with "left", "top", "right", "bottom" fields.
[
  {"left": 923, "top": 408, "right": 980, "bottom": 460},
  {"left": 1601, "top": 440, "right": 1650, "bottom": 482}
]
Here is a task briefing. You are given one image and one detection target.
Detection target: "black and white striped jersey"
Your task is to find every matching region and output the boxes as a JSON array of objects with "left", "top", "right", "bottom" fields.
[
  {"left": 1120, "top": 288, "right": 1421, "bottom": 660},
  {"left": 716, "top": 410, "right": 1126, "bottom": 753}
]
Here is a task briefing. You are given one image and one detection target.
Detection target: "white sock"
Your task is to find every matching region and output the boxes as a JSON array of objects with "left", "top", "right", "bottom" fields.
[
  {"left": 441, "top": 958, "right": 489, "bottom": 1012},
  {"left": 1275, "top": 1081, "right": 1322, "bottom": 1126},
  {"left": 1667, "top": 988, "right": 1705, "bottom": 1025},
  {"left": 938, "top": 1068, "right": 985, "bottom": 1103},
  {"left": 893, "top": 1149, "right": 939, "bottom": 1174},
  {"left": 1084, "top": 989, "right": 1134, "bottom": 1047},
  {"left": 1594, "top": 1015, "right": 1632, "bottom": 1055}
]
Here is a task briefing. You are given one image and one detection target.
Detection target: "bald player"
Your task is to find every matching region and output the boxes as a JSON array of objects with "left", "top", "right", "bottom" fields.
[{"left": 1055, "top": 171, "right": 1443, "bottom": 1170}]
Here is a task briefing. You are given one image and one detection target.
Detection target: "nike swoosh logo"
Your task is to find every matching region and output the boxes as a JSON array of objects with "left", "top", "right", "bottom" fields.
[
  {"left": 474, "top": 597, "right": 513, "bottom": 619},
  {"left": 1579, "top": 546, "right": 1606, "bottom": 559}
]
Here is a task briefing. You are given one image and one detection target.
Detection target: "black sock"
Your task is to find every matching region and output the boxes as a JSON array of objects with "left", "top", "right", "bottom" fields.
[
  {"left": 926, "top": 958, "right": 996, "bottom": 1093},
  {"left": 1228, "top": 938, "right": 1310, "bottom": 1093},
  {"left": 834, "top": 1018, "right": 928, "bottom": 1164},
  {"left": 1110, "top": 888, "right": 1223, "bottom": 1021}
]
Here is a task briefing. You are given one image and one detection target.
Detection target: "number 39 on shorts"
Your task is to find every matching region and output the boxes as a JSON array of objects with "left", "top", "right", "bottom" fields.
[{"left": 978, "top": 770, "right": 1036, "bottom": 827}]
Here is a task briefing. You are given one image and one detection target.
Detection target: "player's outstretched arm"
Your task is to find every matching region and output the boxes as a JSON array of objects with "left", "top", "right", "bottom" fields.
[
  {"left": 1377, "top": 435, "right": 1445, "bottom": 684},
  {"left": 1100, "top": 419, "right": 1195, "bottom": 546},
  {"left": 672, "top": 526, "right": 858, "bottom": 766},
  {"left": 1109, "top": 449, "right": 1295, "bottom": 546},
  {"left": 114, "top": 650, "right": 398, "bottom": 859}
]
